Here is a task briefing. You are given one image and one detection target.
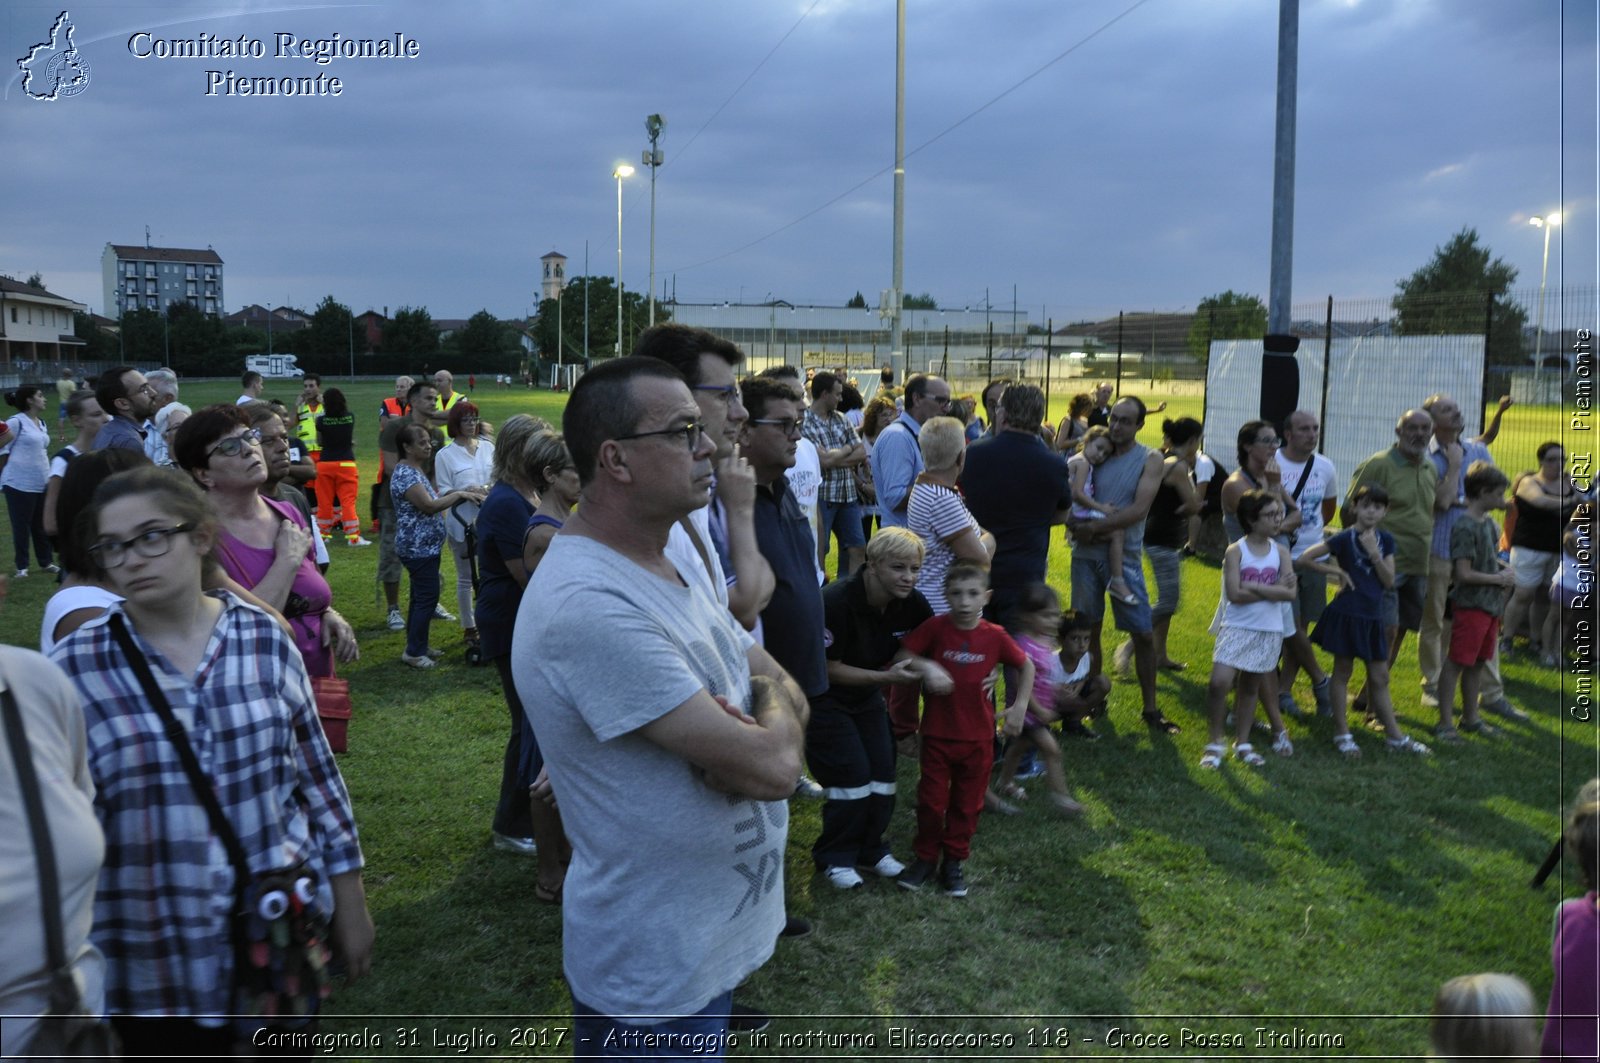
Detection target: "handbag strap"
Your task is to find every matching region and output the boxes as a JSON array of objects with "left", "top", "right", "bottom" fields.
[
  {"left": 0, "top": 676, "right": 82, "bottom": 1017},
  {"left": 107, "top": 614, "right": 254, "bottom": 888}
]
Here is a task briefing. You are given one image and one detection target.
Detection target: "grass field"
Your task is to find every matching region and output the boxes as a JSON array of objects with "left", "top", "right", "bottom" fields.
[{"left": 1, "top": 376, "right": 1589, "bottom": 1059}]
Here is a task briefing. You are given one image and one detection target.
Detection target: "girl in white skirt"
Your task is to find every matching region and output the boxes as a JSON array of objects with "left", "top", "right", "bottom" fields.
[{"left": 1200, "top": 490, "right": 1297, "bottom": 768}]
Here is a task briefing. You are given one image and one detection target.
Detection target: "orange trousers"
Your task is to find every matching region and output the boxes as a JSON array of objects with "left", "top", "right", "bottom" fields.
[{"left": 314, "top": 460, "right": 362, "bottom": 540}]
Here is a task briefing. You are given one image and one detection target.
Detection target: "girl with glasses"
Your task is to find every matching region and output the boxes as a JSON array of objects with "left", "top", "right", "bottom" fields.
[{"left": 48, "top": 467, "right": 373, "bottom": 1056}]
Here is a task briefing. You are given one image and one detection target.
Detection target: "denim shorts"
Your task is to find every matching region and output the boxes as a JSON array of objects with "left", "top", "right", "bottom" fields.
[
  {"left": 1144, "top": 545, "right": 1182, "bottom": 620},
  {"left": 1379, "top": 570, "right": 1427, "bottom": 632},
  {"left": 1070, "top": 554, "right": 1153, "bottom": 634}
]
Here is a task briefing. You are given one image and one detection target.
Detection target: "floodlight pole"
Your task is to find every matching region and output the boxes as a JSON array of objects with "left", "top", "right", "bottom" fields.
[{"left": 644, "top": 115, "right": 665, "bottom": 327}]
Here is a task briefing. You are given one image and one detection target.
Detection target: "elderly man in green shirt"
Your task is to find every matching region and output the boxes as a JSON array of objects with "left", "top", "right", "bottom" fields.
[{"left": 1343, "top": 409, "right": 1445, "bottom": 719}]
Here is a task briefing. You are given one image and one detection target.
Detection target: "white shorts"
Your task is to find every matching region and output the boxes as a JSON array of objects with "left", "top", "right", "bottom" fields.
[
  {"left": 1214, "top": 625, "right": 1283, "bottom": 674},
  {"left": 1510, "top": 546, "right": 1559, "bottom": 590}
]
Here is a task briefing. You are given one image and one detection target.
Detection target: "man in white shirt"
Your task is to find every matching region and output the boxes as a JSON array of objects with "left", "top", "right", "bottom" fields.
[{"left": 1275, "top": 410, "right": 1337, "bottom": 716}]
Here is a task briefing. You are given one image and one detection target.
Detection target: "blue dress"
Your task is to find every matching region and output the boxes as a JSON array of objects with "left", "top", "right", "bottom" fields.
[{"left": 1311, "top": 528, "right": 1395, "bottom": 661}]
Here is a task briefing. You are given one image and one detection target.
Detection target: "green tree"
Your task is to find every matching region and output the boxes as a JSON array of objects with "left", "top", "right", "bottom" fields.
[
  {"left": 73, "top": 311, "right": 119, "bottom": 360},
  {"left": 25, "top": 272, "right": 44, "bottom": 290},
  {"left": 304, "top": 295, "right": 356, "bottom": 368},
  {"left": 382, "top": 306, "right": 439, "bottom": 357},
  {"left": 531, "top": 277, "right": 660, "bottom": 364},
  {"left": 164, "top": 302, "right": 226, "bottom": 374},
  {"left": 455, "top": 309, "right": 519, "bottom": 369},
  {"left": 846, "top": 291, "right": 868, "bottom": 309},
  {"left": 1186, "top": 290, "right": 1267, "bottom": 364},
  {"left": 1392, "top": 227, "right": 1528, "bottom": 366},
  {"left": 903, "top": 292, "right": 938, "bottom": 310},
  {"left": 119, "top": 308, "right": 166, "bottom": 363}
]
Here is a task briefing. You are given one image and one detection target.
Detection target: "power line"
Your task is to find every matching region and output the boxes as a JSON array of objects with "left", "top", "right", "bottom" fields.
[{"left": 664, "top": 0, "right": 1154, "bottom": 276}]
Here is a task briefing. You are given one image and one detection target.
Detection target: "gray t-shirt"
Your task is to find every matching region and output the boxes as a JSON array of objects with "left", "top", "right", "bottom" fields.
[
  {"left": 511, "top": 533, "right": 783, "bottom": 1020},
  {"left": 1073, "top": 441, "right": 1152, "bottom": 560}
]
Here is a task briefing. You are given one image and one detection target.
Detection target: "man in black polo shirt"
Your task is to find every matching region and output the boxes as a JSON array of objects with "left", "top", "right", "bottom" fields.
[
  {"left": 740, "top": 376, "right": 829, "bottom": 702},
  {"left": 960, "top": 383, "right": 1072, "bottom": 624}
]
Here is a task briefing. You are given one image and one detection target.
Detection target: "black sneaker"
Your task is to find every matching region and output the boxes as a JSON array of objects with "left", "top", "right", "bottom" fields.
[
  {"left": 1064, "top": 718, "right": 1101, "bottom": 741},
  {"left": 897, "top": 858, "right": 935, "bottom": 892},
  {"left": 729, "top": 1002, "right": 770, "bottom": 1034},
  {"left": 940, "top": 859, "right": 968, "bottom": 898}
]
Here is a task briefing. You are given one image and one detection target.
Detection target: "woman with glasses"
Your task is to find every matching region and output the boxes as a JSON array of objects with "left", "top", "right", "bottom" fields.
[
  {"left": 1, "top": 386, "right": 58, "bottom": 578},
  {"left": 174, "top": 405, "right": 357, "bottom": 679},
  {"left": 434, "top": 401, "right": 495, "bottom": 652},
  {"left": 48, "top": 466, "right": 372, "bottom": 1056},
  {"left": 1503, "top": 441, "right": 1592, "bottom": 665},
  {"left": 392, "top": 423, "right": 487, "bottom": 670}
]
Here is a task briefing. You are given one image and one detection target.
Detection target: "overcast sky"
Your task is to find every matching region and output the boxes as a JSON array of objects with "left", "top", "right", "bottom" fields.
[{"left": 3, "top": 0, "right": 1595, "bottom": 327}]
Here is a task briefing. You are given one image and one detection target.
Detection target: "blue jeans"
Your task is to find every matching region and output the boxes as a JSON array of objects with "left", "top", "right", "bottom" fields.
[
  {"left": 401, "top": 553, "right": 440, "bottom": 657},
  {"left": 2, "top": 486, "right": 52, "bottom": 572},
  {"left": 572, "top": 990, "right": 734, "bottom": 1059}
]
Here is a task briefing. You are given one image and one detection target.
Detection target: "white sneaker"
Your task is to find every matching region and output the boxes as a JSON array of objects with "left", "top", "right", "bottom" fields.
[
  {"left": 861, "top": 854, "right": 906, "bottom": 879},
  {"left": 433, "top": 603, "right": 457, "bottom": 621},
  {"left": 387, "top": 608, "right": 405, "bottom": 631},
  {"left": 42, "top": 563, "right": 60, "bottom": 575},
  {"left": 347, "top": 537, "right": 372, "bottom": 547},
  {"left": 400, "top": 652, "right": 436, "bottom": 670},
  {"left": 824, "top": 866, "right": 864, "bottom": 890},
  {"left": 13, "top": 568, "right": 26, "bottom": 579},
  {"left": 793, "top": 775, "right": 825, "bottom": 800}
]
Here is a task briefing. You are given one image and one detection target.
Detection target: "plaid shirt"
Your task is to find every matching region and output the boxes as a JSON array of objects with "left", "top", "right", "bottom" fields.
[
  {"left": 801, "top": 408, "right": 860, "bottom": 504},
  {"left": 1428, "top": 436, "right": 1494, "bottom": 559},
  {"left": 50, "top": 593, "right": 362, "bottom": 1022}
]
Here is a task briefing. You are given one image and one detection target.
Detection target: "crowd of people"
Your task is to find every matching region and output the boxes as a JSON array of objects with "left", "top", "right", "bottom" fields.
[{"left": 0, "top": 336, "right": 1594, "bottom": 1057}]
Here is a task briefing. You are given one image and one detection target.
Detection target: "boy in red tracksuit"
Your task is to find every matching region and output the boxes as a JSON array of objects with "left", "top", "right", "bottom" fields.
[{"left": 896, "top": 560, "right": 1033, "bottom": 897}]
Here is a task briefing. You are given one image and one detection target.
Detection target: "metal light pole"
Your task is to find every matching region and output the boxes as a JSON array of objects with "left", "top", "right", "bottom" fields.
[
  {"left": 613, "top": 164, "right": 634, "bottom": 357},
  {"left": 1530, "top": 211, "right": 1560, "bottom": 399},
  {"left": 643, "top": 115, "right": 665, "bottom": 326},
  {"left": 887, "top": 0, "right": 906, "bottom": 381}
]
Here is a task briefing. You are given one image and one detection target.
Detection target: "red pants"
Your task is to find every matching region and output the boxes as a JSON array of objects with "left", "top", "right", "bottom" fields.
[
  {"left": 314, "top": 460, "right": 362, "bottom": 539},
  {"left": 914, "top": 736, "right": 991, "bottom": 863}
]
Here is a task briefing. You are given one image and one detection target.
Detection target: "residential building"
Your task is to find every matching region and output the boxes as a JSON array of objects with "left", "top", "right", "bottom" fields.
[
  {"left": 0, "top": 276, "right": 87, "bottom": 368},
  {"left": 102, "top": 243, "right": 224, "bottom": 320}
]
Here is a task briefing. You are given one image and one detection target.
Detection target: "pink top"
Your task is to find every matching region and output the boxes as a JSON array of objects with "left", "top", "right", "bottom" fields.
[
  {"left": 213, "top": 497, "right": 333, "bottom": 678},
  {"left": 1016, "top": 633, "right": 1065, "bottom": 727},
  {"left": 1542, "top": 891, "right": 1600, "bottom": 1063}
]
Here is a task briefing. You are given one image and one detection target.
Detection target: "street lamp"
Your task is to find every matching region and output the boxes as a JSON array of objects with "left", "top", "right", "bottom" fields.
[
  {"left": 643, "top": 115, "right": 666, "bottom": 326},
  {"left": 613, "top": 164, "right": 634, "bottom": 356},
  {"left": 1530, "top": 211, "right": 1560, "bottom": 396}
]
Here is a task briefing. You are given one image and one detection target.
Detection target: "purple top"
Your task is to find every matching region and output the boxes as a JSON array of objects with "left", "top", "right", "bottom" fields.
[
  {"left": 1543, "top": 892, "right": 1600, "bottom": 1063},
  {"left": 213, "top": 496, "right": 333, "bottom": 677}
]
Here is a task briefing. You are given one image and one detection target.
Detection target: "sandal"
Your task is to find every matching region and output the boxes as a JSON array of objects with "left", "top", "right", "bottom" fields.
[
  {"left": 1272, "top": 730, "right": 1294, "bottom": 757},
  {"left": 1460, "top": 720, "right": 1501, "bottom": 738},
  {"left": 1109, "top": 580, "right": 1138, "bottom": 605},
  {"left": 1232, "top": 741, "right": 1265, "bottom": 767},
  {"left": 1198, "top": 743, "right": 1226, "bottom": 770},
  {"left": 1433, "top": 725, "right": 1465, "bottom": 745},
  {"left": 1332, "top": 733, "right": 1362, "bottom": 759},
  {"left": 535, "top": 879, "right": 564, "bottom": 905},
  {"left": 1000, "top": 782, "right": 1028, "bottom": 803},
  {"left": 1142, "top": 711, "right": 1182, "bottom": 735},
  {"left": 1386, "top": 734, "right": 1433, "bottom": 756}
]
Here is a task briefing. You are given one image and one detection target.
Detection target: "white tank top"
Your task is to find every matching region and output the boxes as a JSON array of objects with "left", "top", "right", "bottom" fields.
[{"left": 1221, "top": 537, "right": 1286, "bottom": 632}]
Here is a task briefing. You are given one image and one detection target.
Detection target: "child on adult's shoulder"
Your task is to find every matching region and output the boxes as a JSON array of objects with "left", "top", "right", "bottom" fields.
[
  {"left": 895, "top": 561, "right": 1033, "bottom": 897},
  {"left": 1200, "top": 490, "right": 1298, "bottom": 769},
  {"left": 1435, "top": 462, "right": 1515, "bottom": 743},
  {"left": 1296, "top": 482, "right": 1429, "bottom": 757},
  {"left": 991, "top": 585, "right": 1087, "bottom": 818},
  {"left": 1067, "top": 426, "right": 1135, "bottom": 604}
]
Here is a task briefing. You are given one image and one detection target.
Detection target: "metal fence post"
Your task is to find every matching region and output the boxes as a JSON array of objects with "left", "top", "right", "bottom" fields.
[{"left": 1319, "top": 295, "right": 1332, "bottom": 455}]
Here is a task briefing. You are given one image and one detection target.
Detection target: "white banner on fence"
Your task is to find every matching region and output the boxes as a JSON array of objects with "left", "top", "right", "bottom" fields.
[{"left": 1203, "top": 335, "right": 1485, "bottom": 489}]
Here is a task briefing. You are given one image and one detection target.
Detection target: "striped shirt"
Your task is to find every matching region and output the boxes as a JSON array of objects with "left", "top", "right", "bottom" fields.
[{"left": 50, "top": 593, "right": 362, "bottom": 1022}]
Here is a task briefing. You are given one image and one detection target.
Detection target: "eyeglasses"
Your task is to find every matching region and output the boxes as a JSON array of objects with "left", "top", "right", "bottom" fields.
[
  {"left": 90, "top": 524, "right": 195, "bottom": 570},
  {"left": 207, "top": 428, "right": 262, "bottom": 459},
  {"left": 749, "top": 418, "right": 804, "bottom": 438},
  {"left": 692, "top": 384, "right": 739, "bottom": 406},
  {"left": 924, "top": 394, "right": 951, "bottom": 408},
  {"left": 1253, "top": 436, "right": 1281, "bottom": 447},
  {"left": 615, "top": 420, "right": 706, "bottom": 452}
]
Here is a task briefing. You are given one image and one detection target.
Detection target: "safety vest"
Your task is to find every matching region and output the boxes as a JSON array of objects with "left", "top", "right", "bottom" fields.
[
  {"left": 438, "top": 390, "right": 464, "bottom": 414},
  {"left": 296, "top": 401, "right": 321, "bottom": 452}
]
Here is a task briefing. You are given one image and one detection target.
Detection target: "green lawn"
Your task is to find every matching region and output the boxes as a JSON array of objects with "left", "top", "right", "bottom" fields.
[{"left": 1, "top": 377, "right": 1586, "bottom": 1059}]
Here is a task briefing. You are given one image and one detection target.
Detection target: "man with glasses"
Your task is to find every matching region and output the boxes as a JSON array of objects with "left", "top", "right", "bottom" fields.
[
  {"left": 1067, "top": 396, "right": 1177, "bottom": 734},
  {"left": 870, "top": 373, "right": 951, "bottom": 529},
  {"left": 1343, "top": 409, "right": 1442, "bottom": 718},
  {"left": 513, "top": 357, "right": 807, "bottom": 1056},
  {"left": 633, "top": 323, "right": 774, "bottom": 631},
  {"left": 740, "top": 376, "right": 829, "bottom": 706},
  {"left": 1416, "top": 393, "right": 1523, "bottom": 722},
  {"left": 90, "top": 366, "right": 157, "bottom": 452}
]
